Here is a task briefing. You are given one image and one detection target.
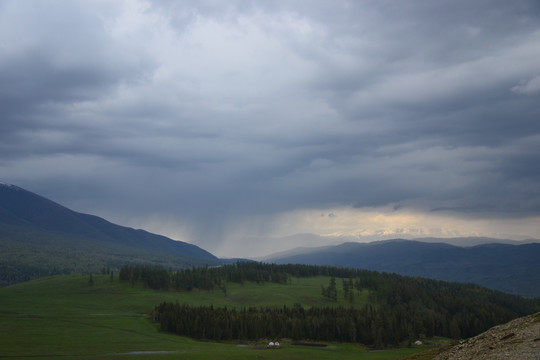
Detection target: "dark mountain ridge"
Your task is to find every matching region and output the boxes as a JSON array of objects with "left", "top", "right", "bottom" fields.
[
  {"left": 0, "top": 183, "right": 219, "bottom": 285},
  {"left": 0, "top": 183, "right": 216, "bottom": 259},
  {"left": 266, "top": 239, "right": 540, "bottom": 297}
]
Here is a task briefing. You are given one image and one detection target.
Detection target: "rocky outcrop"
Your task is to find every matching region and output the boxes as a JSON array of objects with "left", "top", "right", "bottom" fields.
[{"left": 434, "top": 313, "right": 540, "bottom": 360}]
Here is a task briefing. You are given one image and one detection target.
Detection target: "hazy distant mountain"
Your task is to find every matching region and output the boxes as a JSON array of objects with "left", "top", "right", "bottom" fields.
[
  {"left": 410, "top": 236, "right": 532, "bottom": 247},
  {"left": 265, "top": 239, "right": 540, "bottom": 297},
  {"left": 0, "top": 183, "right": 219, "bottom": 285},
  {"left": 256, "top": 234, "right": 537, "bottom": 261}
]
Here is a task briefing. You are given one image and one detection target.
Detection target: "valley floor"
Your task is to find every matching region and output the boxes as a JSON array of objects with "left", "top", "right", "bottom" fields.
[{"left": 0, "top": 274, "right": 428, "bottom": 360}]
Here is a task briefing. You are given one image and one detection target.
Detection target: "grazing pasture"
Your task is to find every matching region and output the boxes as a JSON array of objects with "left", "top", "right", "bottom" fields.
[{"left": 0, "top": 274, "right": 425, "bottom": 360}]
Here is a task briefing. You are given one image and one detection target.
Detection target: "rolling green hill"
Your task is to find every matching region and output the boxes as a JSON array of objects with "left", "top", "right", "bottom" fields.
[
  {"left": 0, "top": 273, "right": 427, "bottom": 360},
  {"left": 126, "top": 262, "right": 539, "bottom": 345},
  {"left": 1, "top": 262, "right": 538, "bottom": 359}
]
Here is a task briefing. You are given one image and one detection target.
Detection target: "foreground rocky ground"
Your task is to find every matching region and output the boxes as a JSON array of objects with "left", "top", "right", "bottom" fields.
[{"left": 433, "top": 312, "right": 540, "bottom": 360}]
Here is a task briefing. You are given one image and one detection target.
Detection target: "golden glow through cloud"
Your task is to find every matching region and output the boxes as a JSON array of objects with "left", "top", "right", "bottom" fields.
[{"left": 134, "top": 206, "right": 540, "bottom": 258}]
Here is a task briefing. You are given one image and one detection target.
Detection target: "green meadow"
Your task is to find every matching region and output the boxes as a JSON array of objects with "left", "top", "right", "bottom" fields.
[{"left": 0, "top": 274, "right": 428, "bottom": 360}]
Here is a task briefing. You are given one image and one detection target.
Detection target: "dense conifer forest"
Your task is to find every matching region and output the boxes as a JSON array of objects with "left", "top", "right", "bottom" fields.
[{"left": 120, "top": 262, "right": 540, "bottom": 348}]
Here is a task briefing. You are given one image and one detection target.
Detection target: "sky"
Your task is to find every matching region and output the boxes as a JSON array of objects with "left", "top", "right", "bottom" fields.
[{"left": 1, "top": 0, "right": 540, "bottom": 257}]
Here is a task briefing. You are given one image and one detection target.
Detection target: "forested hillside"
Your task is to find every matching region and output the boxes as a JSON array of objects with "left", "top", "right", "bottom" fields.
[
  {"left": 0, "top": 183, "right": 220, "bottom": 286},
  {"left": 265, "top": 240, "right": 540, "bottom": 297},
  {"left": 122, "top": 262, "right": 540, "bottom": 348}
]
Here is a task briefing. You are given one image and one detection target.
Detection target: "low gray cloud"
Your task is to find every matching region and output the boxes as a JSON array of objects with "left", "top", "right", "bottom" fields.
[
  {"left": 512, "top": 76, "right": 540, "bottom": 95},
  {"left": 1, "top": 0, "right": 540, "bottom": 253}
]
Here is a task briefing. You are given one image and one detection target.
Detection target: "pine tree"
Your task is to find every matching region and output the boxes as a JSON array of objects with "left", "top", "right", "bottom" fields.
[
  {"left": 342, "top": 278, "right": 350, "bottom": 299},
  {"left": 328, "top": 277, "right": 338, "bottom": 301}
]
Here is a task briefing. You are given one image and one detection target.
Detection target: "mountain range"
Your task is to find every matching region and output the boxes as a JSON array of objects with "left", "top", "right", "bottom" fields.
[
  {"left": 1, "top": 182, "right": 539, "bottom": 298},
  {"left": 264, "top": 240, "right": 540, "bottom": 297}
]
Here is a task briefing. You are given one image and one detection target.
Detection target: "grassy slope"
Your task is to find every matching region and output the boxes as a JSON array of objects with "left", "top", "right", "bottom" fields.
[{"left": 0, "top": 274, "right": 427, "bottom": 360}]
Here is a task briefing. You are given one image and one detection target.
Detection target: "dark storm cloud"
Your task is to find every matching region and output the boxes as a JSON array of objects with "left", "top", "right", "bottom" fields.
[
  {"left": 1, "top": 0, "right": 540, "bottom": 250},
  {"left": 0, "top": 1, "right": 154, "bottom": 151}
]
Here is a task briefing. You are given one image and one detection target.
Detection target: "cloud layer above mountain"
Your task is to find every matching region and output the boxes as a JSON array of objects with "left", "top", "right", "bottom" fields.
[{"left": 2, "top": 0, "right": 540, "bottom": 256}]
